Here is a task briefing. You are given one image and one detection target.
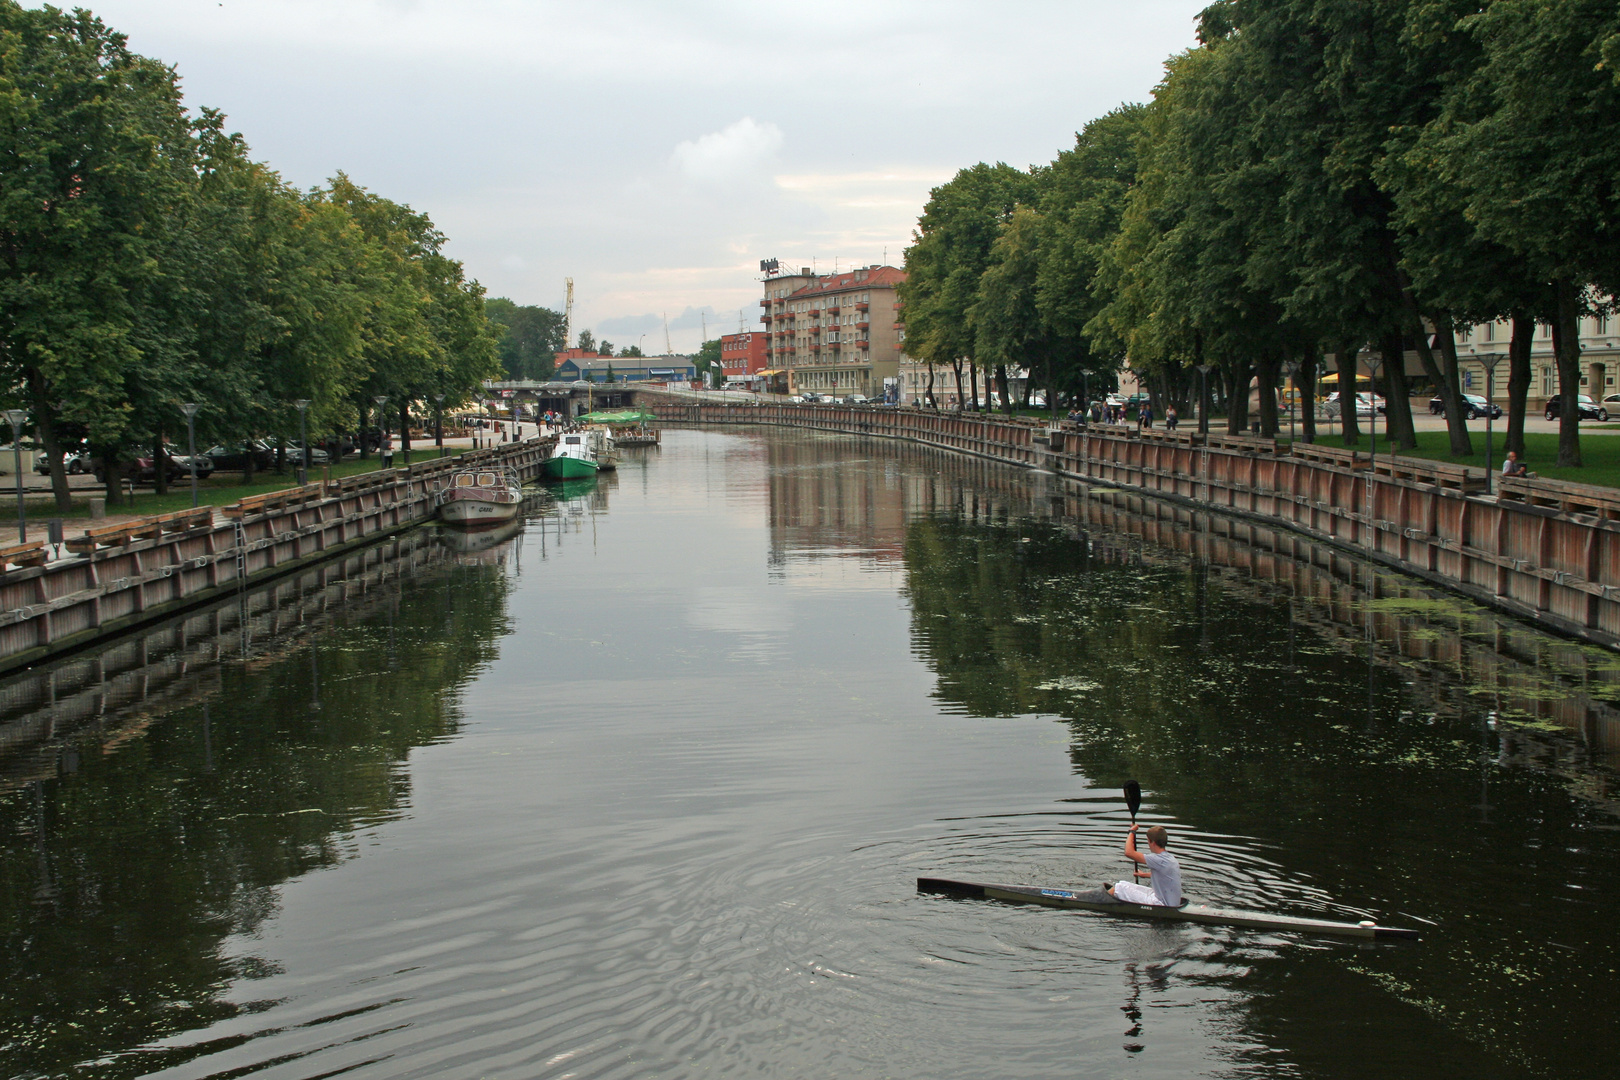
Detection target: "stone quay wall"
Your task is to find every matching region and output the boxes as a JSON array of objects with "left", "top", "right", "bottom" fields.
[
  {"left": 0, "top": 439, "right": 552, "bottom": 674},
  {"left": 652, "top": 402, "right": 1620, "bottom": 649}
]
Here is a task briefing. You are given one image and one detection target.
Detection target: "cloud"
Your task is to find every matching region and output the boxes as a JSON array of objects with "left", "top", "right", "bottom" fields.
[{"left": 671, "top": 118, "right": 783, "bottom": 183}]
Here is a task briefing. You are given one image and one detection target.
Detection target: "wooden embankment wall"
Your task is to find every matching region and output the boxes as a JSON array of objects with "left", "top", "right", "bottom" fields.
[
  {"left": 0, "top": 440, "right": 551, "bottom": 674},
  {"left": 653, "top": 402, "right": 1620, "bottom": 649}
]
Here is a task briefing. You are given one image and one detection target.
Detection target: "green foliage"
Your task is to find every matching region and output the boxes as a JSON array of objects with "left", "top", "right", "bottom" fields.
[
  {"left": 904, "top": 0, "right": 1620, "bottom": 463},
  {"left": 693, "top": 338, "right": 723, "bottom": 384},
  {"left": 577, "top": 328, "right": 596, "bottom": 354},
  {"left": 0, "top": 1, "right": 499, "bottom": 505},
  {"left": 486, "top": 298, "right": 566, "bottom": 380}
]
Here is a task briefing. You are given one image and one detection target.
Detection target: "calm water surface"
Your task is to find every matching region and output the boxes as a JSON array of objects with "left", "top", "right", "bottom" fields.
[{"left": 1, "top": 428, "right": 1616, "bottom": 1079}]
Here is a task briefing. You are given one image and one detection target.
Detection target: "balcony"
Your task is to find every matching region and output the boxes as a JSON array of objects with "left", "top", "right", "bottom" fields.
[
  {"left": 856, "top": 321, "right": 869, "bottom": 330},
  {"left": 759, "top": 299, "right": 769, "bottom": 307},
  {"left": 827, "top": 304, "right": 840, "bottom": 314},
  {"left": 856, "top": 302, "right": 869, "bottom": 312},
  {"left": 893, "top": 301, "right": 903, "bottom": 309}
]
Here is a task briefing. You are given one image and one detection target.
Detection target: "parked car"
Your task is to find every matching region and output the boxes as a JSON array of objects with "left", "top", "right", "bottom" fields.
[
  {"left": 1428, "top": 394, "right": 1503, "bottom": 420},
  {"left": 286, "top": 442, "right": 330, "bottom": 466},
  {"left": 94, "top": 449, "right": 212, "bottom": 485},
  {"left": 1544, "top": 394, "right": 1609, "bottom": 422},
  {"left": 1322, "top": 392, "right": 1386, "bottom": 418},
  {"left": 34, "top": 448, "right": 91, "bottom": 475},
  {"left": 204, "top": 440, "right": 276, "bottom": 472},
  {"left": 844, "top": 394, "right": 869, "bottom": 405}
]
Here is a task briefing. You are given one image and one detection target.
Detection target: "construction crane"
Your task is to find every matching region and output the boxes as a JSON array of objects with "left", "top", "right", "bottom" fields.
[
  {"left": 563, "top": 278, "right": 575, "bottom": 350},
  {"left": 663, "top": 312, "right": 673, "bottom": 356}
]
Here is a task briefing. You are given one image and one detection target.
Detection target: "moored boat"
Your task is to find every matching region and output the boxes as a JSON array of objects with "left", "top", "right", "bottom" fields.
[
  {"left": 438, "top": 464, "right": 523, "bottom": 528},
  {"left": 544, "top": 428, "right": 614, "bottom": 479},
  {"left": 918, "top": 877, "right": 1420, "bottom": 940}
]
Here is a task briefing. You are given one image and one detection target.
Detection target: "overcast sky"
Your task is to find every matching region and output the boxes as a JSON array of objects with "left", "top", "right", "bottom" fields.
[{"left": 85, "top": 0, "right": 1204, "bottom": 353}]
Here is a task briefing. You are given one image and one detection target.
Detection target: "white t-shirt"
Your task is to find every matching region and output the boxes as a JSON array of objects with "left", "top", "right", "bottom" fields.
[{"left": 1143, "top": 850, "right": 1183, "bottom": 906}]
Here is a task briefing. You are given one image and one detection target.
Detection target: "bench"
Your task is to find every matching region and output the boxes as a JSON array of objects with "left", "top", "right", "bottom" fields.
[
  {"left": 1291, "top": 443, "right": 1369, "bottom": 470},
  {"left": 1497, "top": 475, "right": 1620, "bottom": 520},
  {"left": 1373, "top": 455, "right": 1487, "bottom": 494},
  {"left": 0, "top": 540, "right": 47, "bottom": 571},
  {"left": 65, "top": 506, "right": 213, "bottom": 553},
  {"left": 223, "top": 483, "right": 326, "bottom": 520}
]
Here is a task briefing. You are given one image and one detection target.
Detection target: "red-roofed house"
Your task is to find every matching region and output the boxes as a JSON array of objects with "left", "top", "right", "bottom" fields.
[{"left": 758, "top": 264, "right": 907, "bottom": 398}]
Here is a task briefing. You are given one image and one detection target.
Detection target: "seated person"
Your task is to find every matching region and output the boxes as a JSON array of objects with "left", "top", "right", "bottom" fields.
[
  {"left": 1107, "top": 824, "right": 1182, "bottom": 906},
  {"left": 1502, "top": 450, "right": 1528, "bottom": 477}
]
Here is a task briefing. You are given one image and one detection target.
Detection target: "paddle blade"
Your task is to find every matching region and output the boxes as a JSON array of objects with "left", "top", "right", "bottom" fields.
[{"left": 1124, "top": 780, "right": 1142, "bottom": 821}]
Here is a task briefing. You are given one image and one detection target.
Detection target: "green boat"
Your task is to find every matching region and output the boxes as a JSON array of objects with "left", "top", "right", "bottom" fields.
[{"left": 542, "top": 430, "right": 606, "bottom": 479}]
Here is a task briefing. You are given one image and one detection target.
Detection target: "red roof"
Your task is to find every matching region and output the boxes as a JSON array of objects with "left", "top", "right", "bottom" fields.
[{"left": 785, "top": 265, "right": 905, "bottom": 300}]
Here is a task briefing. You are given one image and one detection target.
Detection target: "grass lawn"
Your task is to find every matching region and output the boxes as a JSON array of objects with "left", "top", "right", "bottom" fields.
[
  {"left": 1294, "top": 429, "right": 1620, "bottom": 488},
  {"left": 0, "top": 446, "right": 473, "bottom": 523}
]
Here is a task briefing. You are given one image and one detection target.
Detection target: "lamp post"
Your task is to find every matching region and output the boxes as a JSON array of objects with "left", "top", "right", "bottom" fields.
[
  {"left": 4, "top": 410, "right": 26, "bottom": 542},
  {"left": 1363, "top": 350, "right": 1384, "bottom": 553},
  {"left": 180, "top": 402, "right": 201, "bottom": 508},
  {"left": 373, "top": 395, "right": 389, "bottom": 471},
  {"left": 1196, "top": 364, "right": 1214, "bottom": 435},
  {"left": 433, "top": 394, "right": 445, "bottom": 458},
  {"left": 1284, "top": 361, "right": 1301, "bottom": 446},
  {"left": 292, "top": 399, "right": 310, "bottom": 485},
  {"left": 1473, "top": 348, "right": 1504, "bottom": 494}
]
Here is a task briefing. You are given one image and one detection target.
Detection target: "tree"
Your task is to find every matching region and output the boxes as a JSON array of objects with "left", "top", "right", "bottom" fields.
[
  {"left": 1436, "top": 0, "right": 1620, "bottom": 466},
  {"left": 619, "top": 344, "right": 643, "bottom": 358},
  {"left": 901, "top": 163, "right": 1037, "bottom": 409},
  {"left": 693, "top": 338, "right": 723, "bottom": 386},
  {"left": 485, "top": 298, "right": 565, "bottom": 380},
  {"left": 0, "top": 2, "right": 199, "bottom": 508},
  {"left": 598, "top": 340, "right": 614, "bottom": 357},
  {"left": 577, "top": 328, "right": 596, "bottom": 354}
]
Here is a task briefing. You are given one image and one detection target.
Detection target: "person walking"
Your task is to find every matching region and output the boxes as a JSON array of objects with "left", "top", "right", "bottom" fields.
[{"left": 1166, "top": 405, "right": 1179, "bottom": 431}]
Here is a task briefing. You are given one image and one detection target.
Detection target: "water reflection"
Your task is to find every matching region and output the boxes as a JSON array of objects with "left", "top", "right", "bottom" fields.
[
  {"left": 0, "top": 529, "right": 520, "bottom": 1077},
  {"left": 0, "top": 429, "right": 1610, "bottom": 1079}
]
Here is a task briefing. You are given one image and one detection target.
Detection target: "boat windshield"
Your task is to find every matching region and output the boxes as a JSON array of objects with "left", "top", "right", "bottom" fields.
[
  {"left": 477, "top": 473, "right": 496, "bottom": 486},
  {"left": 564, "top": 436, "right": 582, "bottom": 445}
]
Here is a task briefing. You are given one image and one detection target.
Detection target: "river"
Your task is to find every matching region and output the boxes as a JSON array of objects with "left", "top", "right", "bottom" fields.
[{"left": 0, "top": 427, "right": 1614, "bottom": 1079}]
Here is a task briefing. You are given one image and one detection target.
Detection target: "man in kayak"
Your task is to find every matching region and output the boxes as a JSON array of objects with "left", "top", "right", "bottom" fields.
[{"left": 1107, "top": 824, "right": 1182, "bottom": 906}]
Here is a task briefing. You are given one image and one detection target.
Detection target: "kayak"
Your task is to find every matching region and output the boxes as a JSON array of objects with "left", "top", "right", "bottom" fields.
[{"left": 917, "top": 877, "right": 1420, "bottom": 941}]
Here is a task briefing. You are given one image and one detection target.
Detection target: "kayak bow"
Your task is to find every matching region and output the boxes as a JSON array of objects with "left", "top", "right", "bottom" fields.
[{"left": 918, "top": 877, "right": 1420, "bottom": 941}]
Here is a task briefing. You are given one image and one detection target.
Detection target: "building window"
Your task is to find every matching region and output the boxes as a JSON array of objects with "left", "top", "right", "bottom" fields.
[{"left": 1482, "top": 322, "right": 1494, "bottom": 343}]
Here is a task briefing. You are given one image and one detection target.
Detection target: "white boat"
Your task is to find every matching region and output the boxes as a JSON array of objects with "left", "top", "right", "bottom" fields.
[{"left": 438, "top": 464, "right": 523, "bottom": 528}]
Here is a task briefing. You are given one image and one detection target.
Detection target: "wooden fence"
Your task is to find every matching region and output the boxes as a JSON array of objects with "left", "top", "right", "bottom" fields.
[
  {"left": 654, "top": 403, "right": 1620, "bottom": 648},
  {"left": 0, "top": 439, "right": 552, "bottom": 674}
]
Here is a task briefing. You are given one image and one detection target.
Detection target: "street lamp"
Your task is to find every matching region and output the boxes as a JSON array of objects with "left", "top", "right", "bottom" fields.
[
  {"left": 1473, "top": 348, "right": 1505, "bottom": 494},
  {"left": 1284, "top": 361, "right": 1302, "bottom": 445},
  {"left": 1196, "top": 364, "right": 1214, "bottom": 435},
  {"left": 3, "top": 410, "right": 26, "bottom": 542},
  {"left": 433, "top": 393, "right": 445, "bottom": 458},
  {"left": 1363, "top": 350, "right": 1384, "bottom": 553},
  {"left": 180, "top": 402, "right": 201, "bottom": 508},
  {"left": 373, "top": 394, "right": 390, "bottom": 470},
  {"left": 292, "top": 399, "right": 310, "bottom": 485}
]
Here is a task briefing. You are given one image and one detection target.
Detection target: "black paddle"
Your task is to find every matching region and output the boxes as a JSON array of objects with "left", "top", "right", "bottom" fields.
[{"left": 1124, "top": 780, "right": 1143, "bottom": 880}]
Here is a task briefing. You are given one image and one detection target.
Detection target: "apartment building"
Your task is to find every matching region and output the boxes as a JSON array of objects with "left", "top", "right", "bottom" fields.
[
  {"left": 759, "top": 264, "right": 907, "bottom": 397},
  {"left": 720, "top": 331, "right": 767, "bottom": 382}
]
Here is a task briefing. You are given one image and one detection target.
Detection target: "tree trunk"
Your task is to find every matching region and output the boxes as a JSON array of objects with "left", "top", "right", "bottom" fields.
[
  {"left": 1256, "top": 354, "right": 1280, "bottom": 438},
  {"left": 358, "top": 396, "right": 371, "bottom": 459},
  {"left": 1225, "top": 361, "right": 1252, "bottom": 434},
  {"left": 26, "top": 369, "right": 71, "bottom": 514},
  {"left": 1335, "top": 344, "right": 1361, "bottom": 446},
  {"left": 1554, "top": 279, "right": 1583, "bottom": 467},
  {"left": 153, "top": 427, "right": 168, "bottom": 495},
  {"left": 1379, "top": 333, "right": 1417, "bottom": 451},
  {"left": 1429, "top": 318, "right": 1475, "bottom": 456},
  {"left": 950, "top": 360, "right": 966, "bottom": 409},
  {"left": 1505, "top": 313, "right": 1532, "bottom": 457},
  {"left": 1300, "top": 352, "right": 1318, "bottom": 444},
  {"left": 968, "top": 361, "right": 980, "bottom": 410},
  {"left": 926, "top": 363, "right": 936, "bottom": 406},
  {"left": 97, "top": 444, "right": 124, "bottom": 507},
  {"left": 400, "top": 400, "right": 412, "bottom": 462}
]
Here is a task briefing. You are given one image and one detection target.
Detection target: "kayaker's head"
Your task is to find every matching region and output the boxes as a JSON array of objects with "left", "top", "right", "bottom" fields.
[{"left": 1145, "top": 826, "right": 1169, "bottom": 853}]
